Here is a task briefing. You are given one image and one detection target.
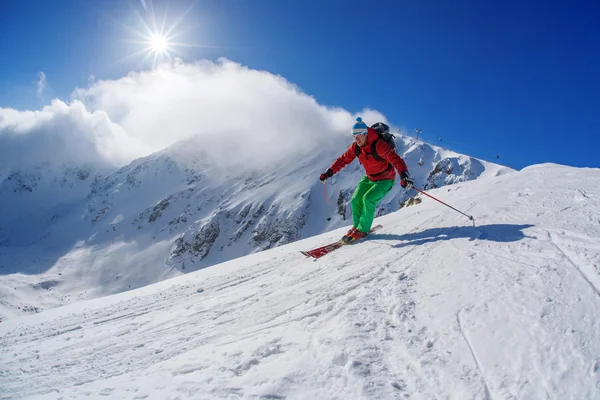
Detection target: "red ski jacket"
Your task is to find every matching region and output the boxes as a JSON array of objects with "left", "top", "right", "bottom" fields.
[{"left": 329, "top": 128, "right": 408, "bottom": 182}]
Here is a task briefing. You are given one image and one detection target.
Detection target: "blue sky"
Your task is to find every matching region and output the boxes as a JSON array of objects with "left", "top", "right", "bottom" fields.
[{"left": 1, "top": 0, "right": 599, "bottom": 170}]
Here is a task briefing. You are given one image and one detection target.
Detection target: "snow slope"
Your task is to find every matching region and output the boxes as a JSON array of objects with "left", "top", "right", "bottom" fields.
[
  {"left": 0, "top": 133, "right": 510, "bottom": 320},
  {"left": 1, "top": 163, "right": 599, "bottom": 399}
]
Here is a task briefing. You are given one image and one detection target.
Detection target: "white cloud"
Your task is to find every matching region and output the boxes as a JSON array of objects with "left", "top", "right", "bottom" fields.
[
  {"left": 35, "top": 72, "right": 46, "bottom": 100},
  {"left": 0, "top": 101, "right": 145, "bottom": 171},
  {"left": 1, "top": 59, "right": 388, "bottom": 173}
]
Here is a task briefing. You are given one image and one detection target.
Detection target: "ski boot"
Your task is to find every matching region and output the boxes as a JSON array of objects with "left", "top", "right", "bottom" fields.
[{"left": 341, "top": 228, "right": 367, "bottom": 244}]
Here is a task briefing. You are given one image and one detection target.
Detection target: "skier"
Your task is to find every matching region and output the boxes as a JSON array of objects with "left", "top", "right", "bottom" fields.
[{"left": 320, "top": 117, "right": 414, "bottom": 243}]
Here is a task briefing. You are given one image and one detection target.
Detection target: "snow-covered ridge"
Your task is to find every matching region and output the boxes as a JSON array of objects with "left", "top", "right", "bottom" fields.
[
  {"left": 1, "top": 163, "right": 598, "bottom": 399},
  {"left": 0, "top": 133, "right": 511, "bottom": 319}
]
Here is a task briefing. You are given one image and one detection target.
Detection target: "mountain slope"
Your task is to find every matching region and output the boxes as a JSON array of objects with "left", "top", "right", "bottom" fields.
[
  {"left": 1, "top": 163, "right": 599, "bottom": 399},
  {"left": 0, "top": 133, "right": 511, "bottom": 320}
]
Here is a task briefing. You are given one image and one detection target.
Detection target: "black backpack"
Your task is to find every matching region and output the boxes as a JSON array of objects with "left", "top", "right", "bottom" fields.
[{"left": 354, "top": 122, "right": 396, "bottom": 161}]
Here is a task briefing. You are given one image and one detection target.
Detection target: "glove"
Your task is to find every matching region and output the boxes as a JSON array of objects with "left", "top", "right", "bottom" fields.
[
  {"left": 319, "top": 168, "right": 333, "bottom": 183},
  {"left": 400, "top": 171, "right": 414, "bottom": 190}
]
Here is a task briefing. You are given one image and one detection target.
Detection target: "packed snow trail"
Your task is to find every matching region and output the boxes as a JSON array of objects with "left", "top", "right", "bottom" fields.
[{"left": 1, "top": 163, "right": 600, "bottom": 399}]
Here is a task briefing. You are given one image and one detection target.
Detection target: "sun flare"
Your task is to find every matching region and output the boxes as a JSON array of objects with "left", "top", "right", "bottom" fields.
[
  {"left": 140, "top": 30, "right": 175, "bottom": 66},
  {"left": 122, "top": 3, "right": 209, "bottom": 68},
  {"left": 150, "top": 34, "right": 168, "bottom": 54}
]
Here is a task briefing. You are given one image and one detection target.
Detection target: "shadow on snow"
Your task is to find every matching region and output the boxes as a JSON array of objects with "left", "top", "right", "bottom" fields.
[{"left": 369, "top": 224, "right": 535, "bottom": 248}]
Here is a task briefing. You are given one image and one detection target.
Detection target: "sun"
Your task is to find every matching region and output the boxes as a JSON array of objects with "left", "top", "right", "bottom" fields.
[
  {"left": 150, "top": 33, "right": 168, "bottom": 54},
  {"left": 121, "top": 2, "right": 212, "bottom": 68},
  {"left": 141, "top": 30, "right": 174, "bottom": 66}
]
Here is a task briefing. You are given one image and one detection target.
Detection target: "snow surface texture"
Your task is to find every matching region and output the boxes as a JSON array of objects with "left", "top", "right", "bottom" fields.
[
  {"left": 1, "top": 163, "right": 599, "bottom": 399},
  {"left": 0, "top": 133, "right": 509, "bottom": 320}
]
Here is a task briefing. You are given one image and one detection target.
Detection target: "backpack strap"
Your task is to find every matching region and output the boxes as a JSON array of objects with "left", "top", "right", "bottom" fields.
[
  {"left": 370, "top": 139, "right": 383, "bottom": 161},
  {"left": 355, "top": 136, "right": 394, "bottom": 178},
  {"left": 355, "top": 138, "right": 384, "bottom": 161},
  {"left": 369, "top": 138, "right": 394, "bottom": 175}
]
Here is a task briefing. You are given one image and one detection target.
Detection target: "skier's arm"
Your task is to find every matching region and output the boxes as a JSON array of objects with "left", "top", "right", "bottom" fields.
[
  {"left": 329, "top": 144, "right": 358, "bottom": 174},
  {"left": 376, "top": 140, "right": 408, "bottom": 175}
]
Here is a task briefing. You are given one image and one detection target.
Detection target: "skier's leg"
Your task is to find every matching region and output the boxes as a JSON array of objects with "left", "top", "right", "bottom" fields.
[
  {"left": 357, "top": 179, "right": 394, "bottom": 232},
  {"left": 351, "top": 176, "right": 373, "bottom": 229}
]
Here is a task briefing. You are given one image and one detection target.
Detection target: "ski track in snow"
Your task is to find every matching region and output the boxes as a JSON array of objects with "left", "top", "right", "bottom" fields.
[
  {"left": 1, "top": 164, "right": 600, "bottom": 399},
  {"left": 547, "top": 230, "right": 600, "bottom": 298},
  {"left": 456, "top": 308, "right": 492, "bottom": 400}
]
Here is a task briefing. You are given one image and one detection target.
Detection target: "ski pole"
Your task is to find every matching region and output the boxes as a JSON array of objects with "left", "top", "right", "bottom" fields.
[
  {"left": 323, "top": 182, "right": 331, "bottom": 221},
  {"left": 412, "top": 187, "right": 475, "bottom": 227}
]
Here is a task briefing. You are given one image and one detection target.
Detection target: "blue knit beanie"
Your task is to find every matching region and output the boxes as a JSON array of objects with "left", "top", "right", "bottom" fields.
[{"left": 352, "top": 117, "right": 368, "bottom": 135}]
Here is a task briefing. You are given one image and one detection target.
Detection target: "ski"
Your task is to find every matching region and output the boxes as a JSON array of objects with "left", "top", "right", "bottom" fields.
[
  {"left": 300, "top": 225, "right": 383, "bottom": 259},
  {"left": 300, "top": 242, "right": 343, "bottom": 259}
]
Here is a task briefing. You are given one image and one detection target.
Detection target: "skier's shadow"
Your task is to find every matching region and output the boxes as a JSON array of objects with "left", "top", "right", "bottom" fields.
[{"left": 368, "top": 224, "right": 534, "bottom": 248}]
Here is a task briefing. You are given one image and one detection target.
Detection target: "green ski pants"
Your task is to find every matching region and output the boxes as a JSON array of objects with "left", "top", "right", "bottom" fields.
[{"left": 351, "top": 176, "right": 395, "bottom": 233}]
